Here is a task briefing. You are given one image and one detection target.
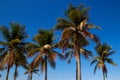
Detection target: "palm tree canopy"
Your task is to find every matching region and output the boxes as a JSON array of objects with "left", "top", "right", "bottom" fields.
[
  {"left": 55, "top": 4, "right": 101, "bottom": 30},
  {"left": 26, "top": 29, "right": 64, "bottom": 73},
  {"left": 33, "top": 29, "right": 54, "bottom": 47},
  {"left": 0, "top": 22, "right": 28, "bottom": 69},
  {"left": 0, "top": 22, "right": 28, "bottom": 42},
  {"left": 55, "top": 4, "right": 100, "bottom": 53},
  {"left": 26, "top": 29, "right": 54, "bottom": 56},
  {"left": 91, "top": 43, "right": 117, "bottom": 79}
]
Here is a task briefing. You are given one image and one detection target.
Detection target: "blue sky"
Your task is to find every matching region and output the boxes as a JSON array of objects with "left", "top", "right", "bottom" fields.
[{"left": 0, "top": 0, "right": 120, "bottom": 80}]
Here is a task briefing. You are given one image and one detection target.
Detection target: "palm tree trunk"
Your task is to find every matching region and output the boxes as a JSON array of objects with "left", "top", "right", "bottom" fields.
[
  {"left": 76, "top": 50, "right": 81, "bottom": 80},
  {"left": 6, "top": 67, "right": 10, "bottom": 80},
  {"left": 30, "top": 72, "right": 33, "bottom": 80},
  {"left": 14, "top": 65, "right": 18, "bottom": 80},
  {"left": 103, "top": 73, "right": 105, "bottom": 80},
  {"left": 76, "top": 61, "right": 78, "bottom": 80},
  {"left": 45, "top": 56, "right": 47, "bottom": 80}
]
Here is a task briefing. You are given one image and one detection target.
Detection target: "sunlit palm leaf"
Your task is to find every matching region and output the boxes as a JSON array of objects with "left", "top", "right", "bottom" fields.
[
  {"left": 31, "top": 54, "right": 42, "bottom": 68},
  {"left": 85, "top": 23, "right": 102, "bottom": 30},
  {"left": 0, "top": 51, "right": 8, "bottom": 62},
  {"left": 0, "top": 41, "right": 10, "bottom": 46},
  {"left": 80, "top": 48, "right": 93, "bottom": 59}
]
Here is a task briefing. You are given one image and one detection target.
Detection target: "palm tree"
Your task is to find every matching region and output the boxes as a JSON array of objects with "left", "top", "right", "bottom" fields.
[
  {"left": 0, "top": 22, "right": 28, "bottom": 80},
  {"left": 91, "top": 43, "right": 117, "bottom": 80},
  {"left": 24, "top": 63, "right": 39, "bottom": 80},
  {"left": 55, "top": 4, "right": 100, "bottom": 80},
  {"left": 26, "top": 29, "right": 64, "bottom": 80}
]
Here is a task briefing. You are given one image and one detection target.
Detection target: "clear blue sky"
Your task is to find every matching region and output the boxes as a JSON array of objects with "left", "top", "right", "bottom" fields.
[{"left": 0, "top": 0, "right": 120, "bottom": 80}]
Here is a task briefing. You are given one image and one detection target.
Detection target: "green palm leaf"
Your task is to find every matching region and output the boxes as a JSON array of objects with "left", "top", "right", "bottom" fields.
[
  {"left": 0, "top": 26, "right": 11, "bottom": 41},
  {"left": 106, "top": 58, "right": 117, "bottom": 66}
]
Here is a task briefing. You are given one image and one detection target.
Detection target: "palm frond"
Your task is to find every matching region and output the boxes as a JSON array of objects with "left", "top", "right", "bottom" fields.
[
  {"left": 34, "top": 69, "right": 40, "bottom": 76},
  {"left": 0, "top": 48, "right": 5, "bottom": 53},
  {"left": 74, "top": 32, "right": 89, "bottom": 47},
  {"left": 92, "top": 34, "right": 100, "bottom": 45},
  {"left": 22, "top": 64, "right": 29, "bottom": 70},
  {"left": 90, "top": 59, "right": 97, "bottom": 66},
  {"left": 33, "top": 34, "right": 42, "bottom": 46},
  {"left": 80, "top": 48, "right": 93, "bottom": 59},
  {"left": 65, "top": 4, "right": 89, "bottom": 26},
  {"left": 94, "top": 62, "right": 99, "bottom": 74},
  {"left": 0, "top": 26, "right": 11, "bottom": 41},
  {"left": 60, "top": 27, "right": 74, "bottom": 50},
  {"left": 65, "top": 49, "right": 73, "bottom": 57},
  {"left": 95, "top": 44, "right": 103, "bottom": 56},
  {"left": 10, "top": 22, "right": 28, "bottom": 40},
  {"left": 28, "top": 48, "right": 40, "bottom": 57},
  {"left": 33, "top": 29, "right": 54, "bottom": 46},
  {"left": 55, "top": 18, "right": 71, "bottom": 30},
  {"left": 67, "top": 52, "right": 73, "bottom": 64},
  {"left": 0, "top": 41, "right": 10, "bottom": 46},
  {"left": 52, "top": 50, "right": 65, "bottom": 60},
  {"left": 106, "top": 58, "right": 117, "bottom": 66},
  {"left": 64, "top": 49, "right": 74, "bottom": 63},
  {"left": 26, "top": 43, "right": 39, "bottom": 49},
  {"left": 106, "top": 51, "right": 115, "bottom": 57},
  {"left": 81, "top": 30, "right": 100, "bottom": 45},
  {"left": 26, "top": 43, "right": 40, "bottom": 56},
  {"left": 85, "top": 23, "right": 102, "bottom": 30},
  {"left": 31, "top": 54, "right": 42, "bottom": 68},
  {"left": 0, "top": 51, "right": 8, "bottom": 62},
  {"left": 48, "top": 59, "right": 56, "bottom": 69}
]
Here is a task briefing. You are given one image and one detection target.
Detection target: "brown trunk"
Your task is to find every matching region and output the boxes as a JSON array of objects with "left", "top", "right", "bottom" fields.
[
  {"left": 45, "top": 56, "right": 47, "bottom": 80},
  {"left": 30, "top": 72, "right": 33, "bottom": 80},
  {"left": 76, "top": 61, "right": 78, "bottom": 80},
  {"left": 103, "top": 72, "right": 105, "bottom": 80},
  {"left": 6, "top": 67, "right": 10, "bottom": 80},
  {"left": 14, "top": 65, "right": 18, "bottom": 80},
  {"left": 76, "top": 50, "right": 81, "bottom": 80}
]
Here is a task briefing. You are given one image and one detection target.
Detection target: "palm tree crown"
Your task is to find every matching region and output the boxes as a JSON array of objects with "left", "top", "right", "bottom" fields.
[
  {"left": 91, "top": 43, "right": 117, "bottom": 80},
  {"left": 0, "top": 22, "right": 28, "bottom": 80},
  {"left": 26, "top": 29, "right": 64, "bottom": 80}
]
